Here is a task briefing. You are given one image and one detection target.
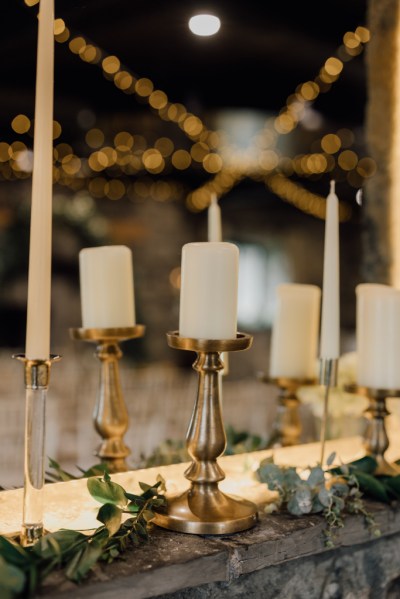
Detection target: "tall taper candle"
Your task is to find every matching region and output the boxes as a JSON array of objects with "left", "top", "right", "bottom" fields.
[
  {"left": 25, "top": 0, "right": 54, "bottom": 360},
  {"left": 208, "top": 194, "right": 222, "bottom": 242},
  {"left": 319, "top": 181, "right": 340, "bottom": 359},
  {"left": 179, "top": 242, "right": 238, "bottom": 339}
]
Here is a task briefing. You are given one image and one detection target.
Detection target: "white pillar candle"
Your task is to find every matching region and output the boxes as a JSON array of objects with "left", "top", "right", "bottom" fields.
[
  {"left": 25, "top": 0, "right": 54, "bottom": 359},
  {"left": 320, "top": 181, "right": 340, "bottom": 360},
  {"left": 356, "top": 283, "right": 400, "bottom": 389},
  {"left": 208, "top": 194, "right": 222, "bottom": 242},
  {"left": 179, "top": 242, "right": 238, "bottom": 339},
  {"left": 79, "top": 246, "right": 136, "bottom": 329},
  {"left": 270, "top": 284, "right": 321, "bottom": 379}
]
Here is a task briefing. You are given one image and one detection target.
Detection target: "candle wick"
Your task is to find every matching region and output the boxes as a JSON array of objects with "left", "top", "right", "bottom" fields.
[{"left": 330, "top": 180, "right": 335, "bottom": 194}]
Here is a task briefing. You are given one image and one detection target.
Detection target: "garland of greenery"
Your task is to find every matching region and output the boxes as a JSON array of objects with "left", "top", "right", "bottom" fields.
[
  {"left": 0, "top": 472, "right": 166, "bottom": 598},
  {"left": 256, "top": 453, "right": 400, "bottom": 546},
  {"left": 2, "top": 443, "right": 400, "bottom": 597}
]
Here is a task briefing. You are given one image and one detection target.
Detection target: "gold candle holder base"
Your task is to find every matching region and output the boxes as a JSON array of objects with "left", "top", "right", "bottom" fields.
[
  {"left": 155, "top": 332, "right": 258, "bottom": 535},
  {"left": 70, "top": 325, "right": 145, "bottom": 473},
  {"left": 346, "top": 384, "right": 400, "bottom": 476},
  {"left": 258, "top": 374, "right": 316, "bottom": 447}
]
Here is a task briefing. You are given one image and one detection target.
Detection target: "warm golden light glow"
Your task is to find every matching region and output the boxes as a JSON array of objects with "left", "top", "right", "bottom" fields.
[
  {"left": 203, "top": 153, "right": 223, "bottom": 173},
  {"left": 114, "top": 71, "right": 133, "bottom": 90},
  {"left": 69, "top": 36, "right": 86, "bottom": 55},
  {"left": 55, "top": 26, "right": 70, "bottom": 43},
  {"left": 86, "top": 128, "right": 105, "bottom": 149},
  {"left": 11, "top": 114, "right": 30, "bottom": 134},
  {"left": 105, "top": 179, "right": 126, "bottom": 200},
  {"left": 338, "top": 150, "right": 358, "bottom": 171},
  {"left": 102, "top": 55, "right": 121, "bottom": 74},
  {"left": 135, "top": 78, "right": 154, "bottom": 97},
  {"left": 142, "top": 149, "right": 164, "bottom": 172},
  {"left": 321, "top": 134, "right": 341, "bottom": 154},
  {"left": 172, "top": 150, "right": 192, "bottom": 170},
  {"left": 155, "top": 137, "right": 174, "bottom": 157},
  {"left": 149, "top": 90, "right": 168, "bottom": 110},
  {"left": 53, "top": 121, "right": 62, "bottom": 140},
  {"left": 54, "top": 18, "right": 66, "bottom": 36},
  {"left": 114, "top": 131, "right": 134, "bottom": 151}
]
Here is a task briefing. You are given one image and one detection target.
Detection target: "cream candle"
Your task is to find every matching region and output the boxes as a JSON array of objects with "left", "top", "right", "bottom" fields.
[
  {"left": 319, "top": 181, "right": 340, "bottom": 360},
  {"left": 179, "top": 242, "right": 238, "bottom": 339},
  {"left": 356, "top": 284, "right": 400, "bottom": 389},
  {"left": 79, "top": 246, "right": 136, "bottom": 329},
  {"left": 207, "top": 194, "right": 222, "bottom": 242},
  {"left": 25, "top": 0, "right": 54, "bottom": 359},
  {"left": 270, "top": 284, "right": 321, "bottom": 379}
]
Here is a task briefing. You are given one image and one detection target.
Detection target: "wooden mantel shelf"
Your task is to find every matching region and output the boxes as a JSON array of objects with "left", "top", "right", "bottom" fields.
[{"left": 2, "top": 437, "right": 400, "bottom": 598}]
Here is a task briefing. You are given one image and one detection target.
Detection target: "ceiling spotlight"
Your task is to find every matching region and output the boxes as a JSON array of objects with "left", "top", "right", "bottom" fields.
[{"left": 188, "top": 14, "right": 221, "bottom": 37}]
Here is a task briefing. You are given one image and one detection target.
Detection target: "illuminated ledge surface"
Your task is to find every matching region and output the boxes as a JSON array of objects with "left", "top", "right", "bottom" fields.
[{"left": 2, "top": 436, "right": 400, "bottom": 598}]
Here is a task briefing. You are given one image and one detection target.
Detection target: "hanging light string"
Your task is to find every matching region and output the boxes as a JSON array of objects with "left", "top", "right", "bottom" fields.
[{"left": 15, "top": 3, "right": 371, "bottom": 218}]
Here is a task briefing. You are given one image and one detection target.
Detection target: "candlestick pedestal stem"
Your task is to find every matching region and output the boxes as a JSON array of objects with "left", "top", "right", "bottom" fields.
[
  {"left": 346, "top": 384, "right": 400, "bottom": 476},
  {"left": 14, "top": 354, "right": 61, "bottom": 546},
  {"left": 154, "top": 332, "right": 257, "bottom": 535},
  {"left": 70, "top": 326, "right": 145, "bottom": 473},
  {"left": 258, "top": 375, "right": 316, "bottom": 447}
]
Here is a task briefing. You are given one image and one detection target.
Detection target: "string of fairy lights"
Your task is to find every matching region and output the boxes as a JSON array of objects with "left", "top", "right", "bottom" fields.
[{"left": 0, "top": 2, "right": 374, "bottom": 220}]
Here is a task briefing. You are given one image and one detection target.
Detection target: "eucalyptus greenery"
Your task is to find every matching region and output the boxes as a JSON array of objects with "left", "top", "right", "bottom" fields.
[
  {"left": 0, "top": 472, "right": 166, "bottom": 598},
  {"left": 256, "top": 453, "right": 400, "bottom": 546}
]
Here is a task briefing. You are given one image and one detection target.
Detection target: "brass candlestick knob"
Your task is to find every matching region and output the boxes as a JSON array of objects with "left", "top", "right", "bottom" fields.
[
  {"left": 154, "top": 331, "right": 258, "bottom": 535},
  {"left": 258, "top": 374, "right": 316, "bottom": 447},
  {"left": 70, "top": 325, "right": 145, "bottom": 473},
  {"left": 345, "top": 384, "right": 400, "bottom": 476}
]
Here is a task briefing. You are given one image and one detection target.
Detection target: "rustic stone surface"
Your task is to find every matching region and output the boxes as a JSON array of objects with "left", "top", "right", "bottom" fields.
[{"left": 39, "top": 501, "right": 400, "bottom": 599}]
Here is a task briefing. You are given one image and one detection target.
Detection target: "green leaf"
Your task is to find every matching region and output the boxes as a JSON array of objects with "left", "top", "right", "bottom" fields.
[
  {"left": 97, "top": 504, "right": 122, "bottom": 536},
  {"left": 125, "top": 502, "right": 140, "bottom": 513},
  {"left": 307, "top": 467, "right": 325, "bottom": 487},
  {"left": 142, "top": 510, "right": 155, "bottom": 522},
  {"left": 294, "top": 485, "right": 313, "bottom": 514},
  {"left": 65, "top": 542, "right": 103, "bottom": 583},
  {"left": 382, "top": 475, "right": 400, "bottom": 499},
  {"left": 348, "top": 456, "right": 378, "bottom": 474},
  {"left": 87, "top": 476, "right": 127, "bottom": 507},
  {"left": 318, "top": 488, "right": 332, "bottom": 508},
  {"left": 139, "top": 482, "right": 152, "bottom": 492},
  {"left": 326, "top": 452, "right": 336, "bottom": 466},
  {"left": 283, "top": 468, "right": 301, "bottom": 489},
  {"left": 47, "top": 458, "right": 77, "bottom": 482},
  {"left": 257, "top": 463, "right": 285, "bottom": 490},
  {"left": 79, "top": 463, "right": 110, "bottom": 478},
  {"left": 0, "top": 555, "right": 26, "bottom": 593},
  {"left": 354, "top": 471, "right": 389, "bottom": 503},
  {"left": 0, "top": 537, "right": 31, "bottom": 568},
  {"left": 33, "top": 530, "right": 86, "bottom": 560}
]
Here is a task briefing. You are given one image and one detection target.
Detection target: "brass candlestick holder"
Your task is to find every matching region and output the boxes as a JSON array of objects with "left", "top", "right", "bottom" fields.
[
  {"left": 345, "top": 384, "right": 400, "bottom": 476},
  {"left": 70, "top": 325, "right": 145, "bottom": 473},
  {"left": 258, "top": 374, "right": 316, "bottom": 447},
  {"left": 14, "top": 354, "right": 61, "bottom": 546},
  {"left": 154, "top": 331, "right": 258, "bottom": 535}
]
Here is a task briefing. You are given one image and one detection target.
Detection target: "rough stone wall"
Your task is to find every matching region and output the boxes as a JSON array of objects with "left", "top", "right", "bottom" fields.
[{"left": 364, "top": 0, "right": 400, "bottom": 283}]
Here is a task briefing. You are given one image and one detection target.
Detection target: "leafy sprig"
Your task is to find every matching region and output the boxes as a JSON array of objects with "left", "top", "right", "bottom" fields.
[
  {"left": 0, "top": 472, "right": 166, "bottom": 598},
  {"left": 257, "top": 453, "right": 382, "bottom": 546}
]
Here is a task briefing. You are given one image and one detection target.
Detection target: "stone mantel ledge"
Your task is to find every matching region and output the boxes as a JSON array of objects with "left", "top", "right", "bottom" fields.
[{"left": 1, "top": 436, "right": 400, "bottom": 598}]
